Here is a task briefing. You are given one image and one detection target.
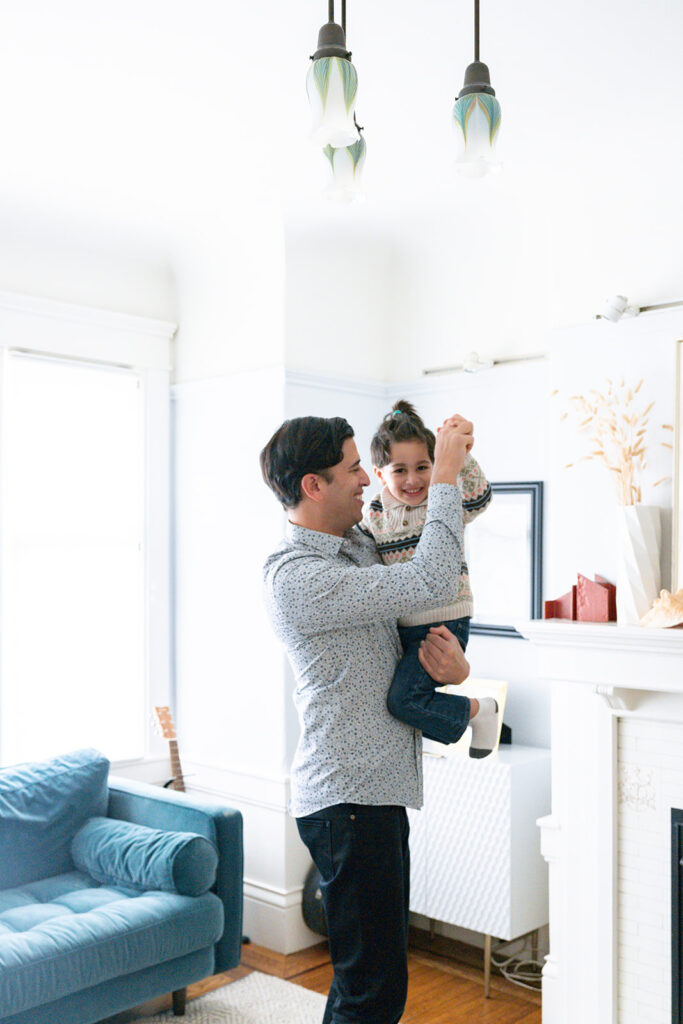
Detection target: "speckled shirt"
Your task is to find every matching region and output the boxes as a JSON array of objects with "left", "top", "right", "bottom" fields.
[{"left": 263, "top": 483, "right": 464, "bottom": 817}]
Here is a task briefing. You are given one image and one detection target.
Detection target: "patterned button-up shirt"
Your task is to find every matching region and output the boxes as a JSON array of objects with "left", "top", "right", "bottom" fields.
[{"left": 263, "top": 483, "right": 464, "bottom": 817}]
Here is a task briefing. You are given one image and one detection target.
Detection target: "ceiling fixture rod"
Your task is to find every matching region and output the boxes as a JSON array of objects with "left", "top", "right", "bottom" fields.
[
  {"left": 422, "top": 354, "right": 546, "bottom": 377},
  {"left": 474, "top": 0, "right": 480, "bottom": 61},
  {"left": 641, "top": 300, "right": 683, "bottom": 314}
]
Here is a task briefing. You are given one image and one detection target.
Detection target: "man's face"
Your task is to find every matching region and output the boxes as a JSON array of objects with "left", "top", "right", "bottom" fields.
[{"left": 319, "top": 438, "right": 371, "bottom": 535}]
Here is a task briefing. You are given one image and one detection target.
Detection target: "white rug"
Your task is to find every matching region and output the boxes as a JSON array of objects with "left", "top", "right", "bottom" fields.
[{"left": 128, "top": 971, "right": 326, "bottom": 1023}]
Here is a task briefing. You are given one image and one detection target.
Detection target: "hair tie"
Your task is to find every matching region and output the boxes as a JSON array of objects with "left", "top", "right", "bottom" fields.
[{"left": 392, "top": 409, "right": 403, "bottom": 418}]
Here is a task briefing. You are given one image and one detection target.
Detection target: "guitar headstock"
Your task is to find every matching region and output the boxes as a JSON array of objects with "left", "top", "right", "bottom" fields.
[{"left": 153, "top": 705, "right": 177, "bottom": 741}]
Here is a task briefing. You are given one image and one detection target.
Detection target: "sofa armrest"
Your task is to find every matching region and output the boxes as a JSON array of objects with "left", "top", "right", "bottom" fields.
[{"left": 107, "top": 776, "right": 243, "bottom": 973}]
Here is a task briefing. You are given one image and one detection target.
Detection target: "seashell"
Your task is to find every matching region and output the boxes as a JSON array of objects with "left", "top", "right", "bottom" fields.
[{"left": 640, "top": 588, "right": 683, "bottom": 628}]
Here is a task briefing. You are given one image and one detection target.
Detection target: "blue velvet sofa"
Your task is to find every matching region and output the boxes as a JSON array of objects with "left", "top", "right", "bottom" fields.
[{"left": 0, "top": 748, "right": 243, "bottom": 1024}]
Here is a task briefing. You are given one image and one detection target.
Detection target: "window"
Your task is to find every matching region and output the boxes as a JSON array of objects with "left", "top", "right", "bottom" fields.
[{"left": 0, "top": 293, "right": 174, "bottom": 766}]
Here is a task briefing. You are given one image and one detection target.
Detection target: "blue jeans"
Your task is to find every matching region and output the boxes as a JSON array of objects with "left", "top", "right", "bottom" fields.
[
  {"left": 296, "top": 804, "right": 410, "bottom": 1024},
  {"left": 387, "top": 617, "right": 471, "bottom": 745}
]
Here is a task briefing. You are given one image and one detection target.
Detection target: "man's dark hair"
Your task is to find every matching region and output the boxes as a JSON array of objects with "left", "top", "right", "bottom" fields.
[
  {"left": 370, "top": 399, "right": 435, "bottom": 468},
  {"left": 260, "top": 416, "right": 355, "bottom": 509}
]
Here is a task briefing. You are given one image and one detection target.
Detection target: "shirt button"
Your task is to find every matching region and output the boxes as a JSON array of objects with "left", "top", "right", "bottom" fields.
[
  {"left": 350, "top": 814, "right": 356, "bottom": 820},
  {"left": 403, "top": 519, "right": 409, "bottom": 526}
]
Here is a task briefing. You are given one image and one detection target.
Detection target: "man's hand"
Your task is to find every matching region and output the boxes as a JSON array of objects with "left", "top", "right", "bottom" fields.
[{"left": 417, "top": 624, "right": 470, "bottom": 686}]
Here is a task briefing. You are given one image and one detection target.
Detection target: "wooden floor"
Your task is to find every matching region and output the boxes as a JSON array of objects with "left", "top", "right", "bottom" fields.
[{"left": 182, "top": 929, "right": 542, "bottom": 1024}]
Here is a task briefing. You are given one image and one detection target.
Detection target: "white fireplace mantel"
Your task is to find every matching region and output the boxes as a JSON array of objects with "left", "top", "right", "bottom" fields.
[{"left": 518, "top": 619, "right": 683, "bottom": 1024}]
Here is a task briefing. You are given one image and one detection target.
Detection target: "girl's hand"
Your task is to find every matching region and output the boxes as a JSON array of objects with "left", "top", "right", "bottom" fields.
[{"left": 437, "top": 415, "right": 474, "bottom": 451}]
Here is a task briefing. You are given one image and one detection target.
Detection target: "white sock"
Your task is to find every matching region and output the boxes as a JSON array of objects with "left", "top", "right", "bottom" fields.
[{"left": 469, "top": 697, "right": 499, "bottom": 759}]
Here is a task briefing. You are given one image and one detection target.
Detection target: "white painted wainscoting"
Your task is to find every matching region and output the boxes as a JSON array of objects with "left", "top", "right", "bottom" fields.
[{"left": 519, "top": 620, "right": 683, "bottom": 1024}]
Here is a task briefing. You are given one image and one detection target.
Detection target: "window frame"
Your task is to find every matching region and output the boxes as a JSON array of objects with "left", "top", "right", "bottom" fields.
[{"left": 0, "top": 290, "right": 176, "bottom": 767}]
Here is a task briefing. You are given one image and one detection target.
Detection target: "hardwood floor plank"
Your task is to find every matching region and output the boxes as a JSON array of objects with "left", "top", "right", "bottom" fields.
[
  {"left": 240, "top": 940, "right": 331, "bottom": 979},
  {"left": 174, "top": 937, "right": 542, "bottom": 1024}
]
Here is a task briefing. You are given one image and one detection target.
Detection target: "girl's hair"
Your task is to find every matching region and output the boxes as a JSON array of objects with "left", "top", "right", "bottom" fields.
[{"left": 370, "top": 399, "right": 435, "bottom": 468}]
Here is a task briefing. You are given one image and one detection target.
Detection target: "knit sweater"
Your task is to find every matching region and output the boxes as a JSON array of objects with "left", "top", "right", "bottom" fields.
[{"left": 360, "top": 452, "right": 492, "bottom": 626}]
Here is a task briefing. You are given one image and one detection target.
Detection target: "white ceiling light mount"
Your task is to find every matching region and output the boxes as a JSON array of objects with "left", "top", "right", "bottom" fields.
[
  {"left": 595, "top": 295, "right": 683, "bottom": 323},
  {"left": 462, "top": 351, "right": 494, "bottom": 373},
  {"left": 594, "top": 295, "right": 638, "bottom": 322}
]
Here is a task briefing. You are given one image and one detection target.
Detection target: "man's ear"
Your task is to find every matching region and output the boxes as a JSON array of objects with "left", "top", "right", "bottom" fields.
[
  {"left": 300, "top": 472, "right": 325, "bottom": 504},
  {"left": 373, "top": 466, "right": 385, "bottom": 485}
]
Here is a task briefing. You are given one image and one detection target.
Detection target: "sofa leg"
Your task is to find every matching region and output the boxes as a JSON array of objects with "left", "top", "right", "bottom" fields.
[{"left": 172, "top": 988, "right": 187, "bottom": 1016}]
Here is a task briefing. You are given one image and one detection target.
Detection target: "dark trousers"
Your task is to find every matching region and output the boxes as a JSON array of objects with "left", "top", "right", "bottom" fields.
[
  {"left": 296, "top": 804, "right": 410, "bottom": 1024},
  {"left": 387, "top": 617, "right": 471, "bottom": 744}
]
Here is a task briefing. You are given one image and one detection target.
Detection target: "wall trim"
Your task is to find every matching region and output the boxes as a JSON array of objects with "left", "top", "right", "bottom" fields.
[
  {"left": 285, "top": 368, "right": 389, "bottom": 399},
  {"left": 243, "top": 886, "right": 322, "bottom": 954},
  {"left": 0, "top": 289, "right": 176, "bottom": 370},
  {"left": 182, "top": 759, "right": 290, "bottom": 813},
  {"left": 172, "top": 364, "right": 285, "bottom": 396}
]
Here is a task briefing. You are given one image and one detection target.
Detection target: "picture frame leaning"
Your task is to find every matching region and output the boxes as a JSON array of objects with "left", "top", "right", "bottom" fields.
[
  {"left": 674, "top": 339, "right": 683, "bottom": 592},
  {"left": 467, "top": 481, "right": 544, "bottom": 638}
]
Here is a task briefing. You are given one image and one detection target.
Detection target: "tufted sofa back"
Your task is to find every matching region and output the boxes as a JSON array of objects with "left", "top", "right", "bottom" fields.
[{"left": 0, "top": 748, "right": 109, "bottom": 890}]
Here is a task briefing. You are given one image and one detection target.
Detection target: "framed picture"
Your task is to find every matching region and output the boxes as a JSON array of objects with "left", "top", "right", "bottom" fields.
[
  {"left": 673, "top": 339, "right": 683, "bottom": 592},
  {"left": 466, "top": 481, "right": 544, "bottom": 638}
]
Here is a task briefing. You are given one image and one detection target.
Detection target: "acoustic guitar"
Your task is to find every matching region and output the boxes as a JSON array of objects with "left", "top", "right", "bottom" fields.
[{"left": 152, "top": 705, "right": 186, "bottom": 792}]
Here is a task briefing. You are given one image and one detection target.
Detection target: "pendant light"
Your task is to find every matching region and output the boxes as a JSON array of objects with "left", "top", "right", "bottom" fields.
[
  {"left": 322, "top": 125, "right": 366, "bottom": 202},
  {"left": 307, "top": 1, "right": 359, "bottom": 149},
  {"left": 453, "top": 0, "right": 501, "bottom": 177}
]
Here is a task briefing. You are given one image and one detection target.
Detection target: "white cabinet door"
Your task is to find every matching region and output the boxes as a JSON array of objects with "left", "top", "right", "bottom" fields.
[{"left": 410, "top": 747, "right": 551, "bottom": 941}]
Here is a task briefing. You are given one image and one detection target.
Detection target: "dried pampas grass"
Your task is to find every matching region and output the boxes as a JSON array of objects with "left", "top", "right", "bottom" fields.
[{"left": 555, "top": 378, "right": 671, "bottom": 506}]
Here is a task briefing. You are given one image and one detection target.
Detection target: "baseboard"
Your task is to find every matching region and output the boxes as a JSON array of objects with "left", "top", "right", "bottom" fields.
[{"left": 243, "top": 880, "right": 323, "bottom": 955}]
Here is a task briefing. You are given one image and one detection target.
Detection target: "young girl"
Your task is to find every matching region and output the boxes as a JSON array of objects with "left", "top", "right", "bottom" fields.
[{"left": 361, "top": 399, "right": 499, "bottom": 757}]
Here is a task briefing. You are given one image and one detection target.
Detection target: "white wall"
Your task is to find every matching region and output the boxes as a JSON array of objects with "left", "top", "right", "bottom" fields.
[
  {"left": 173, "top": 367, "right": 288, "bottom": 778},
  {"left": 546, "top": 311, "right": 682, "bottom": 597}
]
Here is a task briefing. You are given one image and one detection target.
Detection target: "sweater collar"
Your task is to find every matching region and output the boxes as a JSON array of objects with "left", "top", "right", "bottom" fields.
[{"left": 380, "top": 484, "right": 428, "bottom": 511}]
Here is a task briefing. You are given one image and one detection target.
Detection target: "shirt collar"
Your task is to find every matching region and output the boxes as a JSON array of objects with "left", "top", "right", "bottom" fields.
[
  {"left": 286, "top": 520, "right": 349, "bottom": 555},
  {"left": 380, "top": 484, "right": 428, "bottom": 511}
]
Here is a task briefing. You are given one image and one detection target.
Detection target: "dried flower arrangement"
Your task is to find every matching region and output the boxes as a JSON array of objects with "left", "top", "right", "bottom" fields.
[{"left": 553, "top": 378, "right": 673, "bottom": 506}]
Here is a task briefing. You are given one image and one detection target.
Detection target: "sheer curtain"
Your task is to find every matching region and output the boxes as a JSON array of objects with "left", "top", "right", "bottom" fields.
[{"left": 1, "top": 352, "right": 146, "bottom": 763}]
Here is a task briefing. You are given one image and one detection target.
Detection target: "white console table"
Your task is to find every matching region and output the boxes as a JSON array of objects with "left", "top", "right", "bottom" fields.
[{"left": 408, "top": 744, "right": 551, "bottom": 993}]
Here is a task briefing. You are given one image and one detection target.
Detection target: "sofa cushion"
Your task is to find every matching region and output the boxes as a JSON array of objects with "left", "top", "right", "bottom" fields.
[
  {"left": 0, "top": 749, "right": 110, "bottom": 891},
  {"left": 71, "top": 817, "right": 218, "bottom": 896},
  {"left": 0, "top": 871, "right": 224, "bottom": 1018}
]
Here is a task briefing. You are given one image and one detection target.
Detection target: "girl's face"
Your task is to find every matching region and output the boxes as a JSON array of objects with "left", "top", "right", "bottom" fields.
[{"left": 374, "top": 439, "right": 433, "bottom": 507}]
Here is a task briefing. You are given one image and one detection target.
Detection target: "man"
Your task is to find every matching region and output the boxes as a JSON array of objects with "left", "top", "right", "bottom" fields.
[{"left": 260, "top": 413, "right": 472, "bottom": 1024}]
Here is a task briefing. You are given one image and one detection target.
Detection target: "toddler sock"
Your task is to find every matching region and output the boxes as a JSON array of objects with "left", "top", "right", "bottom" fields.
[{"left": 469, "top": 697, "right": 500, "bottom": 759}]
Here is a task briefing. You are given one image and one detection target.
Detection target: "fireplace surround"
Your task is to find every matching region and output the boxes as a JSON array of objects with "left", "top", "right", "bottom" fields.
[{"left": 519, "top": 620, "right": 683, "bottom": 1024}]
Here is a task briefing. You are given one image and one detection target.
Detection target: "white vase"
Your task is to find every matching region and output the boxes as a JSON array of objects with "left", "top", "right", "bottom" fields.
[{"left": 615, "top": 505, "right": 661, "bottom": 625}]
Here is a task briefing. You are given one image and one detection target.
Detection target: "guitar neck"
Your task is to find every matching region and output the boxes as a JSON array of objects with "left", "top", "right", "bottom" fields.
[{"left": 168, "top": 739, "right": 185, "bottom": 792}]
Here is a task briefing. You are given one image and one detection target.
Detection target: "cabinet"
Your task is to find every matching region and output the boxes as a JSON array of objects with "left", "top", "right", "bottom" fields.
[{"left": 408, "top": 746, "right": 550, "bottom": 945}]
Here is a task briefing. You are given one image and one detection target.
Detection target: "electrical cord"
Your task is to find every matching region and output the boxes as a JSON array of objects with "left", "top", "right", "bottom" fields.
[{"left": 490, "top": 935, "right": 543, "bottom": 992}]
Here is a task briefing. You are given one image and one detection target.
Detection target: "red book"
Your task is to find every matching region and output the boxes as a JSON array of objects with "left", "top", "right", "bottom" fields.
[
  {"left": 544, "top": 586, "right": 577, "bottom": 620},
  {"left": 577, "top": 574, "right": 615, "bottom": 622},
  {"left": 594, "top": 575, "right": 617, "bottom": 621}
]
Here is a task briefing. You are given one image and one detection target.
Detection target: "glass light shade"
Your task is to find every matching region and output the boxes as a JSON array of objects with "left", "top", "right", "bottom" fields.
[
  {"left": 323, "top": 136, "right": 366, "bottom": 202},
  {"left": 307, "top": 56, "right": 358, "bottom": 148},
  {"left": 452, "top": 92, "right": 501, "bottom": 177}
]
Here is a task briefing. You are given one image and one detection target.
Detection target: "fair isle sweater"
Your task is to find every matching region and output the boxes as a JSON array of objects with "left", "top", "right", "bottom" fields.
[{"left": 360, "top": 452, "right": 492, "bottom": 626}]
